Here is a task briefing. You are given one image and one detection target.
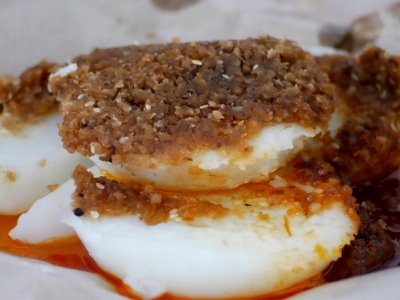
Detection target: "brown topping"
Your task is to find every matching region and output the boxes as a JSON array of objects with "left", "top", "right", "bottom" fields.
[
  {"left": 317, "top": 47, "right": 400, "bottom": 185},
  {"left": 72, "top": 166, "right": 227, "bottom": 225},
  {"left": 274, "top": 156, "right": 358, "bottom": 217},
  {"left": 0, "top": 61, "right": 59, "bottom": 120},
  {"left": 72, "top": 157, "right": 358, "bottom": 224},
  {"left": 51, "top": 36, "right": 335, "bottom": 162},
  {"left": 324, "top": 178, "right": 400, "bottom": 281}
]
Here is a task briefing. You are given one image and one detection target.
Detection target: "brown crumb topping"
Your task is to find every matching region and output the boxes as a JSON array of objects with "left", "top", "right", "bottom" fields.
[
  {"left": 51, "top": 36, "right": 335, "bottom": 162},
  {"left": 72, "top": 165, "right": 227, "bottom": 225},
  {"left": 0, "top": 61, "right": 59, "bottom": 120},
  {"left": 324, "top": 178, "right": 400, "bottom": 281},
  {"left": 72, "top": 158, "right": 358, "bottom": 224},
  {"left": 317, "top": 47, "right": 400, "bottom": 185}
]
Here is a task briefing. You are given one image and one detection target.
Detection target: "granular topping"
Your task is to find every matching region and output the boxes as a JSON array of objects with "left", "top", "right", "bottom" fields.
[
  {"left": 71, "top": 157, "right": 358, "bottom": 224},
  {"left": 0, "top": 61, "right": 59, "bottom": 120},
  {"left": 324, "top": 178, "right": 400, "bottom": 281},
  {"left": 317, "top": 47, "right": 400, "bottom": 185},
  {"left": 72, "top": 165, "right": 227, "bottom": 225},
  {"left": 50, "top": 36, "right": 335, "bottom": 162}
]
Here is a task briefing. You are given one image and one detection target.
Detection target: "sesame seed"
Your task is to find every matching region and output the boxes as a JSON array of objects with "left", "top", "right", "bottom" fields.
[
  {"left": 170, "top": 213, "right": 178, "bottom": 220},
  {"left": 145, "top": 104, "right": 152, "bottom": 110},
  {"left": 120, "top": 102, "right": 132, "bottom": 112},
  {"left": 270, "top": 176, "right": 287, "bottom": 188},
  {"left": 114, "top": 80, "right": 124, "bottom": 88},
  {"left": 231, "top": 106, "right": 243, "bottom": 112},
  {"left": 77, "top": 94, "right": 85, "bottom": 100},
  {"left": 252, "top": 64, "right": 259, "bottom": 70},
  {"left": 208, "top": 101, "right": 218, "bottom": 108},
  {"left": 199, "top": 104, "right": 209, "bottom": 109},
  {"left": 192, "top": 59, "right": 202, "bottom": 66},
  {"left": 222, "top": 74, "right": 230, "bottom": 79},
  {"left": 90, "top": 144, "right": 96, "bottom": 154},
  {"left": 119, "top": 136, "right": 129, "bottom": 143},
  {"left": 211, "top": 110, "right": 224, "bottom": 121},
  {"left": 93, "top": 107, "right": 101, "bottom": 113},
  {"left": 115, "top": 95, "right": 122, "bottom": 103},
  {"left": 150, "top": 193, "right": 162, "bottom": 204},
  {"left": 84, "top": 100, "right": 95, "bottom": 107},
  {"left": 90, "top": 210, "right": 100, "bottom": 219},
  {"left": 154, "top": 120, "right": 164, "bottom": 127},
  {"left": 96, "top": 182, "right": 105, "bottom": 189},
  {"left": 310, "top": 202, "right": 322, "bottom": 213},
  {"left": 267, "top": 48, "right": 276, "bottom": 59},
  {"left": 351, "top": 73, "right": 359, "bottom": 81},
  {"left": 112, "top": 117, "right": 122, "bottom": 127}
]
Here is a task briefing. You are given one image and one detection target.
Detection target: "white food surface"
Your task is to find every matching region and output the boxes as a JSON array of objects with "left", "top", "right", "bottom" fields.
[
  {"left": 93, "top": 123, "right": 319, "bottom": 190},
  {"left": 0, "top": 113, "right": 91, "bottom": 214},
  {"left": 64, "top": 187, "right": 358, "bottom": 299},
  {"left": 10, "top": 167, "right": 99, "bottom": 244}
]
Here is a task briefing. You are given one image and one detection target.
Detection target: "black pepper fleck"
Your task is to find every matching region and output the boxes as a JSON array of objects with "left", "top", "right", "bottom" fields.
[{"left": 73, "top": 207, "right": 84, "bottom": 216}]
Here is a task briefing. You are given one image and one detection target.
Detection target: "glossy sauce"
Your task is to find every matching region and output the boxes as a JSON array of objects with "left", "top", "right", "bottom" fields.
[
  {"left": 0, "top": 215, "right": 134, "bottom": 298},
  {"left": 0, "top": 214, "right": 323, "bottom": 299}
]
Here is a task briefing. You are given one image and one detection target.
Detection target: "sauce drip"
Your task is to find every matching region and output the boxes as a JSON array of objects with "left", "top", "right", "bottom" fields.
[
  {"left": 0, "top": 214, "right": 134, "bottom": 298},
  {"left": 0, "top": 214, "right": 323, "bottom": 299}
]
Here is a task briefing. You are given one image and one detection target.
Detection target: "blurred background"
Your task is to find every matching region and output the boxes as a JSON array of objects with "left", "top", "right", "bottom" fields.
[{"left": 0, "top": 0, "right": 399, "bottom": 74}]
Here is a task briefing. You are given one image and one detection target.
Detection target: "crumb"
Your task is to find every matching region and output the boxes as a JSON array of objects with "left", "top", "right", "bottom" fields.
[
  {"left": 47, "top": 183, "right": 60, "bottom": 192},
  {"left": 50, "top": 36, "right": 334, "bottom": 163}
]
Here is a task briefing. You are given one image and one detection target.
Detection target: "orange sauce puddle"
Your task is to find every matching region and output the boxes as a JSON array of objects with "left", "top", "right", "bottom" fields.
[
  {"left": 0, "top": 214, "right": 134, "bottom": 299},
  {"left": 0, "top": 214, "right": 323, "bottom": 299}
]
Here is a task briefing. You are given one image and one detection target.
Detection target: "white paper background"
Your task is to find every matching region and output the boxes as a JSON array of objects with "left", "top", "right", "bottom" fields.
[{"left": 0, "top": 0, "right": 399, "bottom": 299}]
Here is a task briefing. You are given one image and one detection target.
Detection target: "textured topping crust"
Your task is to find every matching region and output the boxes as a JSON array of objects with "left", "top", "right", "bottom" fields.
[
  {"left": 51, "top": 36, "right": 335, "bottom": 162},
  {"left": 71, "top": 157, "right": 358, "bottom": 225},
  {"left": 0, "top": 61, "right": 58, "bottom": 120},
  {"left": 317, "top": 47, "right": 400, "bottom": 185},
  {"left": 72, "top": 165, "right": 228, "bottom": 225}
]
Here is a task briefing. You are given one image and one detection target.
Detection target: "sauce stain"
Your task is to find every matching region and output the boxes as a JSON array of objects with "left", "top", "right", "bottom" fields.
[
  {"left": 0, "top": 214, "right": 323, "bottom": 299},
  {"left": 0, "top": 214, "right": 134, "bottom": 298}
]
